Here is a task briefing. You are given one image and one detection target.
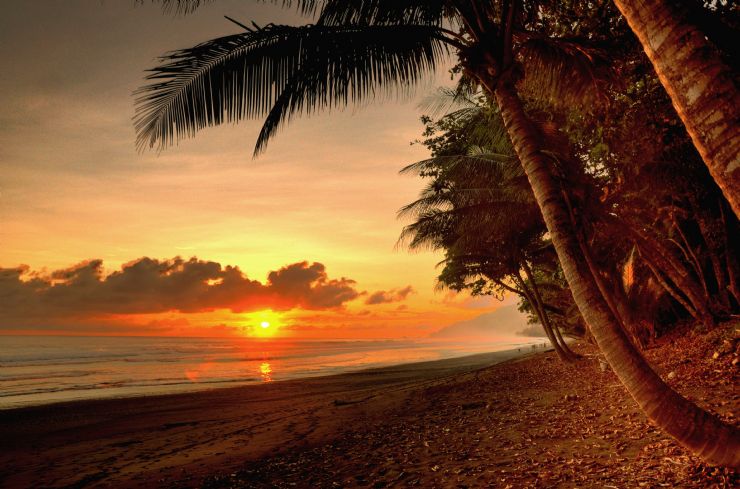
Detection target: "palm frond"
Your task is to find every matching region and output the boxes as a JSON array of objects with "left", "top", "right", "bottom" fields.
[
  {"left": 134, "top": 23, "right": 449, "bottom": 153},
  {"left": 515, "top": 35, "right": 614, "bottom": 109},
  {"left": 141, "top": 0, "right": 211, "bottom": 14},
  {"left": 399, "top": 154, "right": 513, "bottom": 176},
  {"left": 417, "top": 77, "right": 479, "bottom": 118},
  {"left": 266, "top": 0, "right": 452, "bottom": 26}
]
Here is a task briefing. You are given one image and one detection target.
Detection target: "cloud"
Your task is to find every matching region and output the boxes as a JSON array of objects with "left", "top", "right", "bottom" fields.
[
  {"left": 364, "top": 285, "right": 415, "bottom": 305},
  {"left": 0, "top": 257, "right": 360, "bottom": 329},
  {"left": 268, "top": 262, "right": 359, "bottom": 309}
]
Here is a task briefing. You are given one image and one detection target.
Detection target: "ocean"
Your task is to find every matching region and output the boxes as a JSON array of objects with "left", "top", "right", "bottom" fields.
[{"left": 0, "top": 335, "right": 547, "bottom": 409}]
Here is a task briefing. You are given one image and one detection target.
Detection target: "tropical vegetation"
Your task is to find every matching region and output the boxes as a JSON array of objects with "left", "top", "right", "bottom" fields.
[{"left": 135, "top": 0, "right": 740, "bottom": 467}]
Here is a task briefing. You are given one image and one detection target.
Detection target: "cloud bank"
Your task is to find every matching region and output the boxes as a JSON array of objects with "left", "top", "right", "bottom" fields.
[
  {"left": 0, "top": 257, "right": 361, "bottom": 329},
  {"left": 364, "top": 286, "right": 415, "bottom": 305}
]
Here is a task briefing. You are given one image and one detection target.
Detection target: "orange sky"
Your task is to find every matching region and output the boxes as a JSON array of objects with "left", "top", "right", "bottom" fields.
[{"left": 0, "top": 1, "right": 518, "bottom": 338}]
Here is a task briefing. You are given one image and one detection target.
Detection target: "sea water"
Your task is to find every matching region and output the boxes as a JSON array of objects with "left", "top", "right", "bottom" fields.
[{"left": 0, "top": 335, "right": 546, "bottom": 409}]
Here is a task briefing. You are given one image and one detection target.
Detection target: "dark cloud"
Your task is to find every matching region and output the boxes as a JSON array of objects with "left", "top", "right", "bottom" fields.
[
  {"left": 364, "top": 285, "right": 415, "bottom": 305},
  {"left": 0, "top": 257, "right": 360, "bottom": 329},
  {"left": 267, "top": 262, "right": 359, "bottom": 309}
]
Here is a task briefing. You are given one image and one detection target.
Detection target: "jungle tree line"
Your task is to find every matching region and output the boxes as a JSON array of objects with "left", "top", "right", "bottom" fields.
[{"left": 136, "top": 0, "right": 739, "bottom": 467}]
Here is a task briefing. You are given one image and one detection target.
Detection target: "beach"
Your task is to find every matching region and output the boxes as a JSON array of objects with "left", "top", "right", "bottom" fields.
[
  {"left": 1, "top": 328, "right": 737, "bottom": 488},
  {"left": 0, "top": 335, "right": 548, "bottom": 410}
]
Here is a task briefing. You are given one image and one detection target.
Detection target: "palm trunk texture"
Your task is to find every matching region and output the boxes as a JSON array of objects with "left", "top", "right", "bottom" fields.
[
  {"left": 494, "top": 82, "right": 740, "bottom": 467},
  {"left": 613, "top": 0, "right": 740, "bottom": 218}
]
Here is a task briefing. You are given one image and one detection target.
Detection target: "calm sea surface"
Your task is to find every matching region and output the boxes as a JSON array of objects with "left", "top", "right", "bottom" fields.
[{"left": 0, "top": 335, "right": 546, "bottom": 409}]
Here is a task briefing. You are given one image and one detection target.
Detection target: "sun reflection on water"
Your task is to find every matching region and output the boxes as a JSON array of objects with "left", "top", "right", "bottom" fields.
[{"left": 259, "top": 362, "right": 273, "bottom": 382}]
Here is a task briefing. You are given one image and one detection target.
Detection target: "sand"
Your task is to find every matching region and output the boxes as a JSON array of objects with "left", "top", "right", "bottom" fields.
[
  {"left": 0, "top": 348, "right": 532, "bottom": 488},
  {"left": 0, "top": 328, "right": 737, "bottom": 488}
]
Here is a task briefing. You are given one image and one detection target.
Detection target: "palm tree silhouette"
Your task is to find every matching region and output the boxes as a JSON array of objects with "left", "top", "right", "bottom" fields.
[
  {"left": 400, "top": 150, "right": 580, "bottom": 361},
  {"left": 397, "top": 100, "right": 578, "bottom": 361},
  {"left": 136, "top": 0, "right": 739, "bottom": 465}
]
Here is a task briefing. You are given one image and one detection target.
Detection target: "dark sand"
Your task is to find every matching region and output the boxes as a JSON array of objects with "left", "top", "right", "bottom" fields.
[
  {"left": 0, "top": 348, "right": 532, "bottom": 488},
  {"left": 1, "top": 327, "right": 737, "bottom": 488}
]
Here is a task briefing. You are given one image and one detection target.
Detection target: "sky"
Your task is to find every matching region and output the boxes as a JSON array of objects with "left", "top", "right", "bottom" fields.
[{"left": 0, "top": 0, "right": 520, "bottom": 338}]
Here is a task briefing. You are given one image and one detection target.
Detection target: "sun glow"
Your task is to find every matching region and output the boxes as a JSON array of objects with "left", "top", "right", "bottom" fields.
[{"left": 240, "top": 310, "right": 284, "bottom": 338}]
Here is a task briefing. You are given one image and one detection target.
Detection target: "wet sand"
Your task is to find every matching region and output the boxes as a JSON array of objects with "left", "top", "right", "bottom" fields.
[
  {"left": 0, "top": 348, "right": 535, "bottom": 488},
  {"left": 1, "top": 327, "right": 737, "bottom": 488}
]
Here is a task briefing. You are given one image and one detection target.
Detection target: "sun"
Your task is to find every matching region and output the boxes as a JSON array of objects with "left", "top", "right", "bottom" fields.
[{"left": 239, "top": 310, "right": 285, "bottom": 338}]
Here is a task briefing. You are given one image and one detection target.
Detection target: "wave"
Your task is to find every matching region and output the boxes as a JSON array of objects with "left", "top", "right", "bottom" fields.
[{"left": 0, "top": 376, "right": 261, "bottom": 398}]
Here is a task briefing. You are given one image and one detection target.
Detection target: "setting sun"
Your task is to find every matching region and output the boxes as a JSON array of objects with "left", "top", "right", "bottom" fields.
[{"left": 240, "top": 310, "right": 285, "bottom": 338}]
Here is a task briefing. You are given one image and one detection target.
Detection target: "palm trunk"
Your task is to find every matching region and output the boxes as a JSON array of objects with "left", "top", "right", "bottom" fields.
[
  {"left": 627, "top": 225, "right": 716, "bottom": 328},
  {"left": 672, "top": 219, "right": 711, "bottom": 302},
  {"left": 637, "top": 244, "right": 699, "bottom": 319},
  {"left": 612, "top": 0, "right": 740, "bottom": 218},
  {"left": 552, "top": 322, "right": 570, "bottom": 354},
  {"left": 493, "top": 81, "right": 740, "bottom": 467},
  {"left": 692, "top": 201, "right": 731, "bottom": 311},
  {"left": 719, "top": 200, "right": 740, "bottom": 306},
  {"left": 563, "top": 193, "right": 645, "bottom": 349},
  {"left": 521, "top": 260, "right": 579, "bottom": 359},
  {"left": 513, "top": 272, "right": 574, "bottom": 362}
]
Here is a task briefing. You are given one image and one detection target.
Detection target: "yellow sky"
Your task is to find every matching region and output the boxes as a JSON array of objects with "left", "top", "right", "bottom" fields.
[{"left": 0, "top": 1, "right": 517, "bottom": 338}]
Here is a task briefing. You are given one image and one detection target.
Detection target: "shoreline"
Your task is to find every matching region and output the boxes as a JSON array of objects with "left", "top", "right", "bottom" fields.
[
  {"left": 0, "top": 346, "right": 540, "bottom": 488},
  {"left": 0, "top": 338, "right": 550, "bottom": 411},
  {"left": 0, "top": 344, "right": 546, "bottom": 412},
  {"left": 1, "top": 331, "right": 735, "bottom": 488}
]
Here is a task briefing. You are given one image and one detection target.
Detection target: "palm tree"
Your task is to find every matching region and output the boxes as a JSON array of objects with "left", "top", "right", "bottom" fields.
[
  {"left": 136, "top": 0, "right": 739, "bottom": 465},
  {"left": 397, "top": 142, "right": 578, "bottom": 361},
  {"left": 612, "top": 0, "right": 740, "bottom": 218}
]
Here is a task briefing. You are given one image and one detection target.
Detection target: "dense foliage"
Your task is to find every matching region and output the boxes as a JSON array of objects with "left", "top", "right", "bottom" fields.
[{"left": 401, "top": 1, "right": 739, "bottom": 348}]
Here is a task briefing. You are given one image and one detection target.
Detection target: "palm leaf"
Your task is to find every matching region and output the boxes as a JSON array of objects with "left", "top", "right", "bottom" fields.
[
  {"left": 417, "top": 71, "right": 485, "bottom": 118},
  {"left": 400, "top": 154, "right": 514, "bottom": 176},
  {"left": 276, "top": 0, "right": 450, "bottom": 26},
  {"left": 134, "top": 22, "right": 449, "bottom": 153},
  {"left": 142, "top": 0, "right": 212, "bottom": 14}
]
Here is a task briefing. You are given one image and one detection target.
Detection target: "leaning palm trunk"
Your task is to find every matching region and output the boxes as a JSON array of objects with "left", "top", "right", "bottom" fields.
[
  {"left": 493, "top": 81, "right": 740, "bottom": 467},
  {"left": 719, "top": 200, "right": 740, "bottom": 305},
  {"left": 638, "top": 245, "right": 700, "bottom": 318},
  {"left": 613, "top": 0, "right": 740, "bottom": 218},
  {"left": 514, "top": 272, "right": 575, "bottom": 362},
  {"left": 626, "top": 225, "right": 717, "bottom": 328},
  {"left": 564, "top": 193, "right": 647, "bottom": 348},
  {"left": 520, "top": 260, "right": 579, "bottom": 360}
]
